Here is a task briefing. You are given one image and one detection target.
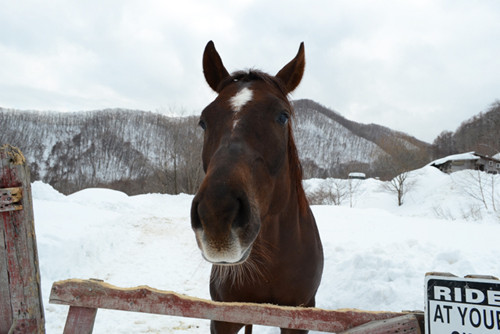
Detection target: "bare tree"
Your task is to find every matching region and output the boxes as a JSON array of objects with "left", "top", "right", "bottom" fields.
[
  {"left": 374, "top": 138, "right": 426, "bottom": 206},
  {"left": 452, "top": 100, "right": 500, "bottom": 156},
  {"left": 382, "top": 172, "right": 416, "bottom": 206},
  {"left": 176, "top": 116, "right": 204, "bottom": 194},
  {"left": 306, "top": 179, "right": 348, "bottom": 206},
  {"left": 305, "top": 177, "right": 363, "bottom": 207},
  {"left": 454, "top": 170, "right": 499, "bottom": 214},
  {"left": 432, "top": 130, "right": 455, "bottom": 159},
  {"left": 329, "top": 179, "right": 349, "bottom": 205}
]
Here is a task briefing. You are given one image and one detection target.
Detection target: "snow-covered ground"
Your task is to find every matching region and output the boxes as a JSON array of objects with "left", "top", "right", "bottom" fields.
[{"left": 33, "top": 166, "right": 500, "bottom": 333}]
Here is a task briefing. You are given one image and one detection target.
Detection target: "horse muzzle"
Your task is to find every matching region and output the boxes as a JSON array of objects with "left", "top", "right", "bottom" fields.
[
  {"left": 194, "top": 229, "right": 254, "bottom": 265},
  {"left": 191, "top": 185, "right": 261, "bottom": 265}
]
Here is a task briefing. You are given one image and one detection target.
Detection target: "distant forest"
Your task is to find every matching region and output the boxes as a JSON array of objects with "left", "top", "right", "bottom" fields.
[
  {"left": 0, "top": 109, "right": 203, "bottom": 195},
  {"left": 432, "top": 101, "right": 500, "bottom": 158}
]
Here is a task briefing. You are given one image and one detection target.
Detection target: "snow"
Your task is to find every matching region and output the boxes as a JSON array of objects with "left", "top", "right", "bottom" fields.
[{"left": 32, "top": 166, "right": 500, "bottom": 333}]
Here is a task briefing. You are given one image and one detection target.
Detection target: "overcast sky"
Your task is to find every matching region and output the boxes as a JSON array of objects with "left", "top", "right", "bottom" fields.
[{"left": 1, "top": 1, "right": 499, "bottom": 142}]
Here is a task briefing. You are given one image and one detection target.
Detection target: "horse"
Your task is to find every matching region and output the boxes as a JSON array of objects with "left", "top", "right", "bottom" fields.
[{"left": 190, "top": 41, "right": 324, "bottom": 334}]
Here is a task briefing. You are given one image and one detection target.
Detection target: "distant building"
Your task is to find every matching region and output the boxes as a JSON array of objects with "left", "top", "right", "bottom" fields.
[
  {"left": 348, "top": 172, "right": 366, "bottom": 180},
  {"left": 430, "top": 152, "right": 500, "bottom": 174}
]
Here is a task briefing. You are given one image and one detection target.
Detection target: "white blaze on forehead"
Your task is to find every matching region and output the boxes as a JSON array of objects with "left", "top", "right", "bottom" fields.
[{"left": 229, "top": 87, "right": 253, "bottom": 112}]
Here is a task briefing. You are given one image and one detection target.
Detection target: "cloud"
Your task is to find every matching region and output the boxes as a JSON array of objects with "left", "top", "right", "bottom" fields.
[{"left": 1, "top": 0, "right": 499, "bottom": 142}]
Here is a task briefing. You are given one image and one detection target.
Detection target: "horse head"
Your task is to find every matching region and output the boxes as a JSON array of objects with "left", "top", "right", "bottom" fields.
[{"left": 191, "top": 41, "right": 307, "bottom": 265}]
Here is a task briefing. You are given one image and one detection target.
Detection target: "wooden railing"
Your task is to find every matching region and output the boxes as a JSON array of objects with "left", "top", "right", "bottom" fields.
[{"left": 49, "top": 278, "right": 424, "bottom": 333}]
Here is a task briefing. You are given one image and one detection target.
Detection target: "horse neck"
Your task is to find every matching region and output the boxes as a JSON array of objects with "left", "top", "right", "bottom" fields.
[
  {"left": 256, "top": 120, "right": 311, "bottom": 246},
  {"left": 258, "top": 169, "right": 310, "bottom": 246}
]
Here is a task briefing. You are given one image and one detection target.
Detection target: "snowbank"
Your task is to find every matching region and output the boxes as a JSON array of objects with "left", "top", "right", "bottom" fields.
[{"left": 31, "top": 167, "right": 500, "bottom": 333}]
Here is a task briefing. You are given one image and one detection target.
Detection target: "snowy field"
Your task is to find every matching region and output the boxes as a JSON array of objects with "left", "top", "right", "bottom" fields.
[{"left": 33, "top": 166, "right": 500, "bottom": 333}]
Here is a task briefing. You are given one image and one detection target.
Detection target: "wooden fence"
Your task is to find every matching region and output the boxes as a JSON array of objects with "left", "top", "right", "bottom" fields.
[{"left": 0, "top": 145, "right": 45, "bottom": 334}]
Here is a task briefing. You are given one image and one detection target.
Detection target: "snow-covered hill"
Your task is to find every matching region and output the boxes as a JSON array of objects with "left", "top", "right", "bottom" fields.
[
  {"left": 34, "top": 166, "right": 499, "bottom": 333},
  {"left": 294, "top": 104, "right": 387, "bottom": 169},
  {"left": 293, "top": 99, "right": 431, "bottom": 178},
  {"left": 0, "top": 108, "right": 203, "bottom": 195},
  {"left": 1, "top": 101, "right": 431, "bottom": 195}
]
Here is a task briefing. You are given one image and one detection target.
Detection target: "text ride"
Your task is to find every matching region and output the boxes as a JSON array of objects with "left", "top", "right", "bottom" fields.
[{"left": 426, "top": 276, "right": 500, "bottom": 334}]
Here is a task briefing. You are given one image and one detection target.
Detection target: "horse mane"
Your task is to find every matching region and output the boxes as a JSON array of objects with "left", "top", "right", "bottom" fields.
[
  {"left": 287, "top": 122, "right": 309, "bottom": 214},
  {"left": 219, "top": 70, "right": 309, "bottom": 214}
]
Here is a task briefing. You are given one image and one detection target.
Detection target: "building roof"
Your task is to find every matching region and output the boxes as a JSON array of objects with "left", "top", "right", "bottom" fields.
[
  {"left": 430, "top": 151, "right": 500, "bottom": 167},
  {"left": 430, "top": 152, "right": 478, "bottom": 166},
  {"left": 348, "top": 172, "right": 366, "bottom": 178}
]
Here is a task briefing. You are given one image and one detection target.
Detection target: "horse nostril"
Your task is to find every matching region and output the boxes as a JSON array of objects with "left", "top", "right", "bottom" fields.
[
  {"left": 232, "top": 197, "right": 251, "bottom": 229},
  {"left": 191, "top": 200, "right": 203, "bottom": 230}
]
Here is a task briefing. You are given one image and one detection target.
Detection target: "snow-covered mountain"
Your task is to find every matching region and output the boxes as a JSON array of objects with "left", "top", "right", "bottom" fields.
[
  {"left": 1, "top": 101, "right": 431, "bottom": 194},
  {"left": 294, "top": 102, "right": 387, "bottom": 170},
  {"left": 293, "top": 99, "right": 431, "bottom": 178},
  {"left": 0, "top": 108, "right": 203, "bottom": 195}
]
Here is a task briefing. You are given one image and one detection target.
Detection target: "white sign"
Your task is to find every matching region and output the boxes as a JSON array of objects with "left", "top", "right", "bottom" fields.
[{"left": 425, "top": 275, "right": 500, "bottom": 334}]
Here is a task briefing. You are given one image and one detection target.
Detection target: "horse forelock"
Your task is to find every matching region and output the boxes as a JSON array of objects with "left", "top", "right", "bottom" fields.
[{"left": 218, "top": 70, "right": 290, "bottom": 107}]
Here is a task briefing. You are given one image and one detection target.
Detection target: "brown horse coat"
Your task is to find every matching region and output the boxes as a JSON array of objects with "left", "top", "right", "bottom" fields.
[{"left": 191, "top": 41, "right": 324, "bottom": 334}]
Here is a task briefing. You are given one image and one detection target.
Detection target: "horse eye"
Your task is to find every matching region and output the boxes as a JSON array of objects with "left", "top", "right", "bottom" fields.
[
  {"left": 277, "top": 112, "right": 289, "bottom": 125},
  {"left": 198, "top": 119, "right": 207, "bottom": 130}
]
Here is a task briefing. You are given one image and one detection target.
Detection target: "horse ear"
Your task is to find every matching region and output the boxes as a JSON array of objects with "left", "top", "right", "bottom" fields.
[
  {"left": 276, "top": 42, "right": 305, "bottom": 93},
  {"left": 203, "top": 41, "right": 230, "bottom": 92}
]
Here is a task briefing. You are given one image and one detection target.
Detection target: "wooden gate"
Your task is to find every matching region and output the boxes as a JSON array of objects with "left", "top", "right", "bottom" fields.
[{"left": 0, "top": 145, "right": 45, "bottom": 334}]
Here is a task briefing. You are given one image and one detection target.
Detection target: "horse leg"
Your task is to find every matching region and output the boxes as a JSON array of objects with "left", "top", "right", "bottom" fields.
[{"left": 211, "top": 320, "right": 245, "bottom": 334}]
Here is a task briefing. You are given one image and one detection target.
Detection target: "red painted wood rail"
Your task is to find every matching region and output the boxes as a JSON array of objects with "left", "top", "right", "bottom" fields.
[
  {"left": 49, "top": 279, "right": 423, "bottom": 333},
  {"left": 1, "top": 145, "right": 45, "bottom": 334}
]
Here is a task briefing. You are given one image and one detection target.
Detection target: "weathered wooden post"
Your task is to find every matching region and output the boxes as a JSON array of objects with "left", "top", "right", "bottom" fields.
[{"left": 0, "top": 145, "right": 45, "bottom": 334}]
